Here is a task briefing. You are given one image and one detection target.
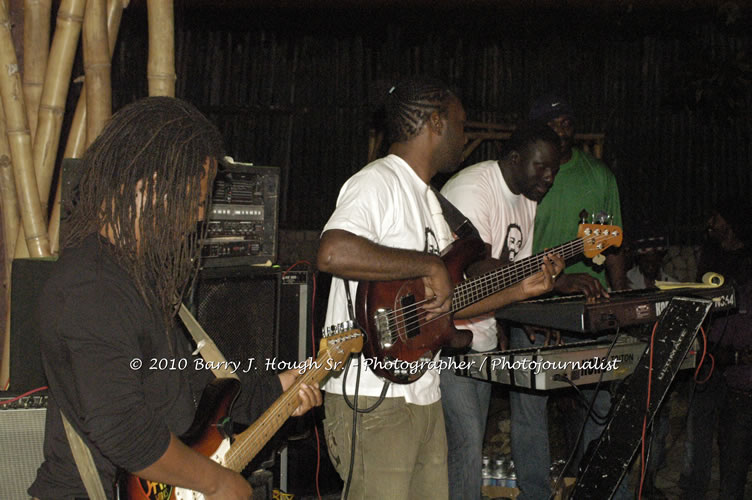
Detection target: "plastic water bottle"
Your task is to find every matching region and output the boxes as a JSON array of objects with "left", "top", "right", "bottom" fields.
[
  {"left": 506, "top": 457, "right": 517, "bottom": 489},
  {"left": 492, "top": 457, "right": 505, "bottom": 486},
  {"left": 481, "top": 455, "right": 493, "bottom": 486}
]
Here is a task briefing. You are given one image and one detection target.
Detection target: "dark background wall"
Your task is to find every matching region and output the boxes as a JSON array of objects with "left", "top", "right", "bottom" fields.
[{"left": 99, "top": 3, "right": 752, "bottom": 245}]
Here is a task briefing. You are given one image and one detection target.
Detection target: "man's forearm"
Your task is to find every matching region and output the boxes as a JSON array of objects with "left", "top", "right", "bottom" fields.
[
  {"left": 606, "top": 250, "right": 628, "bottom": 291},
  {"left": 317, "top": 229, "right": 444, "bottom": 282}
]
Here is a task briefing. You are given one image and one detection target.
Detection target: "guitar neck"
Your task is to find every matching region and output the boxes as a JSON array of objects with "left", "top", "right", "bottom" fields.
[
  {"left": 222, "top": 353, "right": 332, "bottom": 472},
  {"left": 451, "top": 238, "right": 585, "bottom": 312}
]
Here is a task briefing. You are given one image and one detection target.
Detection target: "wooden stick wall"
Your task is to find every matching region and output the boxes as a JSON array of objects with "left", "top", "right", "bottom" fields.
[{"left": 103, "top": 7, "right": 749, "bottom": 241}]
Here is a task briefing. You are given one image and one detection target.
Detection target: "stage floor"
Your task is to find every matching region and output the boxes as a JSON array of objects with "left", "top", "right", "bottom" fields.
[
  {"left": 285, "top": 376, "right": 752, "bottom": 500},
  {"left": 481, "top": 377, "right": 752, "bottom": 500}
]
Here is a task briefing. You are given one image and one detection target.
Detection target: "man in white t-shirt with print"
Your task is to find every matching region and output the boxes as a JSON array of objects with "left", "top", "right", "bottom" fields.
[
  {"left": 439, "top": 123, "right": 563, "bottom": 500},
  {"left": 317, "top": 78, "right": 562, "bottom": 500}
]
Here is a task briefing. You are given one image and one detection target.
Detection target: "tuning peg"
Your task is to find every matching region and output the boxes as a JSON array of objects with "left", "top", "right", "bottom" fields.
[
  {"left": 594, "top": 211, "right": 609, "bottom": 224},
  {"left": 592, "top": 254, "right": 606, "bottom": 265},
  {"left": 579, "top": 209, "right": 588, "bottom": 224}
]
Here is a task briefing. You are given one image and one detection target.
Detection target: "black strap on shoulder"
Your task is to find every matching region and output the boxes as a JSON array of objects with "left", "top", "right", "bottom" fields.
[{"left": 430, "top": 186, "right": 481, "bottom": 241}]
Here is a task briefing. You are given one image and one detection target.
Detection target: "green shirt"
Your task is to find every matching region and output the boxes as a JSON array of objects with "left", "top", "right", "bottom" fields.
[{"left": 533, "top": 147, "right": 622, "bottom": 288}]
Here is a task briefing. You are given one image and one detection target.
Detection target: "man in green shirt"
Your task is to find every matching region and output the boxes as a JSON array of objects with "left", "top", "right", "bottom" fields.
[
  {"left": 531, "top": 96, "right": 627, "bottom": 292},
  {"left": 508, "top": 95, "right": 629, "bottom": 500}
]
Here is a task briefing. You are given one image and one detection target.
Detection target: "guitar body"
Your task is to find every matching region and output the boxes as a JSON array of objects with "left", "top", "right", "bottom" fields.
[
  {"left": 116, "top": 326, "right": 364, "bottom": 500},
  {"left": 117, "top": 378, "right": 241, "bottom": 500},
  {"left": 356, "top": 237, "right": 486, "bottom": 383}
]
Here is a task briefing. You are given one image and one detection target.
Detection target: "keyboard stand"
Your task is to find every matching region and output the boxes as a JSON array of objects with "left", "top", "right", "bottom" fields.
[{"left": 570, "top": 296, "right": 713, "bottom": 499}]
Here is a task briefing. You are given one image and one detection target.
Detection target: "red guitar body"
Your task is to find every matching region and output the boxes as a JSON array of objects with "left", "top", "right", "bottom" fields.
[
  {"left": 355, "top": 237, "right": 486, "bottom": 383},
  {"left": 117, "top": 378, "right": 240, "bottom": 500}
]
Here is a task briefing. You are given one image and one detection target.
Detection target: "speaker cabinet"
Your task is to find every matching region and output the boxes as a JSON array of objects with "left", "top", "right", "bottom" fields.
[
  {"left": 190, "top": 267, "right": 313, "bottom": 493},
  {"left": 0, "top": 396, "right": 47, "bottom": 499},
  {"left": 8, "top": 259, "right": 56, "bottom": 393},
  {"left": 279, "top": 270, "right": 313, "bottom": 363},
  {"left": 191, "top": 267, "right": 311, "bottom": 371}
]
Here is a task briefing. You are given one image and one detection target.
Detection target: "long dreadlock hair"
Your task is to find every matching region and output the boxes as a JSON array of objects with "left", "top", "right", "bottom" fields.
[
  {"left": 62, "top": 96, "right": 225, "bottom": 330},
  {"left": 381, "top": 77, "right": 456, "bottom": 144}
]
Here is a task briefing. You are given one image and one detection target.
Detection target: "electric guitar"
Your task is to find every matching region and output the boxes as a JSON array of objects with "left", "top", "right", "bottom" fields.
[
  {"left": 356, "top": 223, "right": 622, "bottom": 383},
  {"left": 117, "top": 323, "right": 363, "bottom": 500}
]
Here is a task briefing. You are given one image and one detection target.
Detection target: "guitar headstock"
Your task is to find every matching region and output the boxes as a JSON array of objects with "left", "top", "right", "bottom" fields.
[
  {"left": 577, "top": 223, "right": 623, "bottom": 259},
  {"left": 319, "top": 321, "right": 364, "bottom": 367}
]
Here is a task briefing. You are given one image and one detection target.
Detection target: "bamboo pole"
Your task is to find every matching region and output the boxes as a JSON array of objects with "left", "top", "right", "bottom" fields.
[
  {"left": 49, "top": 0, "right": 126, "bottom": 254},
  {"left": 0, "top": 99, "right": 19, "bottom": 269},
  {"left": 0, "top": 1, "right": 49, "bottom": 258},
  {"left": 0, "top": 0, "right": 51, "bottom": 388},
  {"left": 0, "top": 98, "right": 19, "bottom": 389},
  {"left": 82, "top": 0, "right": 110, "bottom": 142},
  {"left": 31, "top": 0, "right": 86, "bottom": 219},
  {"left": 23, "top": 0, "right": 51, "bottom": 144},
  {"left": 146, "top": 0, "right": 175, "bottom": 97}
]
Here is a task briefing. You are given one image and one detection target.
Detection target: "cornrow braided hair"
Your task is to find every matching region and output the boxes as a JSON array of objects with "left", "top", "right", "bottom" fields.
[
  {"left": 62, "top": 96, "right": 225, "bottom": 331},
  {"left": 384, "top": 77, "right": 455, "bottom": 144}
]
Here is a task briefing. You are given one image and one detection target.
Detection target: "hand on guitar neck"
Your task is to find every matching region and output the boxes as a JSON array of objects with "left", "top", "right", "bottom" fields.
[
  {"left": 278, "top": 368, "right": 323, "bottom": 416},
  {"left": 456, "top": 252, "right": 565, "bottom": 320}
]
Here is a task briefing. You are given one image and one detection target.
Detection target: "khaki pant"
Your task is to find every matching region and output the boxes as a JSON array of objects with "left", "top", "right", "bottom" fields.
[{"left": 323, "top": 393, "right": 448, "bottom": 500}]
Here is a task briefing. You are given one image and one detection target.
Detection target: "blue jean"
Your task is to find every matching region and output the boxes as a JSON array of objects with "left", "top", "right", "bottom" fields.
[
  {"left": 680, "top": 369, "right": 725, "bottom": 499},
  {"left": 508, "top": 327, "right": 630, "bottom": 500},
  {"left": 718, "top": 388, "right": 752, "bottom": 500},
  {"left": 440, "top": 356, "right": 492, "bottom": 500}
]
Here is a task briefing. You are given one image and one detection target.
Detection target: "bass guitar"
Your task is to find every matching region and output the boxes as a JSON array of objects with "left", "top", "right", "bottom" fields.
[
  {"left": 356, "top": 223, "right": 622, "bottom": 383},
  {"left": 118, "top": 323, "right": 363, "bottom": 500}
]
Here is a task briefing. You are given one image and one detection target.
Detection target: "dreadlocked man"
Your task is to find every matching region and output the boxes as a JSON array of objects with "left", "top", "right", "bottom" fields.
[
  {"left": 30, "top": 97, "right": 321, "bottom": 500},
  {"left": 316, "top": 77, "right": 560, "bottom": 499}
]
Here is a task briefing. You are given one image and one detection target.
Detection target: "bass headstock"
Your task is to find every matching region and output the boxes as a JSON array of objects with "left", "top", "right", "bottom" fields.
[{"left": 577, "top": 221, "right": 623, "bottom": 260}]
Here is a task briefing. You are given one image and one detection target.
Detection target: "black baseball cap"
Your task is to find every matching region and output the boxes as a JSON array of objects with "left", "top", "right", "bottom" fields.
[{"left": 528, "top": 95, "right": 575, "bottom": 123}]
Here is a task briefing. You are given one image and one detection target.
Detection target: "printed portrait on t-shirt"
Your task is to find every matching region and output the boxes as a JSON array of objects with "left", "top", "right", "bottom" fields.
[
  {"left": 500, "top": 223, "right": 523, "bottom": 262},
  {"left": 424, "top": 227, "right": 441, "bottom": 256}
]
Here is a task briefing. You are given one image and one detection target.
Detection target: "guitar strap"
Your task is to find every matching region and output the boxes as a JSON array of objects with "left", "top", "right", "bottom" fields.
[
  {"left": 60, "top": 410, "right": 107, "bottom": 500},
  {"left": 430, "top": 186, "right": 481, "bottom": 241},
  {"left": 178, "top": 303, "right": 240, "bottom": 380},
  {"left": 62, "top": 304, "right": 237, "bottom": 500}
]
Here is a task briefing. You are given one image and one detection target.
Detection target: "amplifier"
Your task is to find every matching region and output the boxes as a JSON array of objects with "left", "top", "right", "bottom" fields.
[
  {"left": 0, "top": 394, "right": 48, "bottom": 499},
  {"left": 201, "top": 159, "right": 280, "bottom": 267}
]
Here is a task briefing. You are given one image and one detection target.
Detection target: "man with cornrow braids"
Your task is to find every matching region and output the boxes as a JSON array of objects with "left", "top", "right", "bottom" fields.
[
  {"left": 317, "top": 77, "right": 561, "bottom": 499},
  {"left": 30, "top": 97, "right": 321, "bottom": 500}
]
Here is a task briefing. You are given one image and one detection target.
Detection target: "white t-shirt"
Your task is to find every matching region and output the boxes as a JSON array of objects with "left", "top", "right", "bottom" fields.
[
  {"left": 441, "top": 160, "right": 537, "bottom": 351},
  {"left": 322, "top": 154, "right": 453, "bottom": 405}
]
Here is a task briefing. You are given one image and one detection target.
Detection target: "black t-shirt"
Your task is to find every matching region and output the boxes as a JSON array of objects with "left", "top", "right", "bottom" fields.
[{"left": 29, "top": 235, "right": 282, "bottom": 499}]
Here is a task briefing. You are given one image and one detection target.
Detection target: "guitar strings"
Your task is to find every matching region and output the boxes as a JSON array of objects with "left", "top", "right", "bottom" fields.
[
  {"left": 378, "top": 237, "right": 587, "bottom": 336},
  {"left": 377, "top": 234, "right": 612, "bottom": 343},
  {"left": 224, "top": 349, "right": 335, "bottom": 470},
  {"left": 380, "top": 239, "right": 586, "bottom": 340},
  {"left": 387, "top": 240, "right": 586, "bottom": 341}
]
